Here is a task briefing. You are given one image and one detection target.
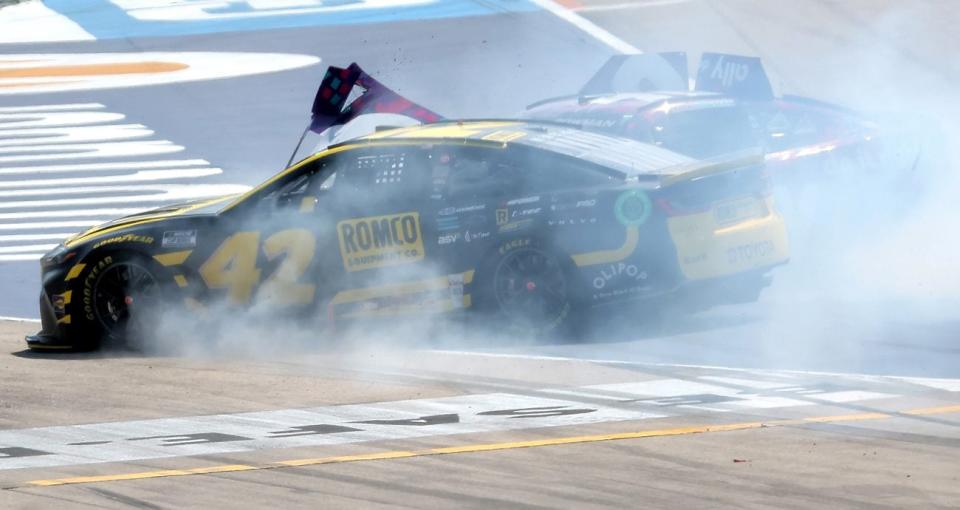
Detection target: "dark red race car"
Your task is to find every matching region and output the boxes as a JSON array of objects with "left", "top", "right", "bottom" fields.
[
  {"left": 522, "top": 52, "right": 934, "bottom": 213},
  {"left": 310, "top": 53, "right": 936, "bottom": 227}
]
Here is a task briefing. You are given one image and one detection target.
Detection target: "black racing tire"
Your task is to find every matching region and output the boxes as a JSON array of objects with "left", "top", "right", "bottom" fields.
[
  {"left": 69, "top": 251, "right": 172, "bottom": 350},
  {"left": 472, "top": 238, "right": 584, "bottom": 340}
]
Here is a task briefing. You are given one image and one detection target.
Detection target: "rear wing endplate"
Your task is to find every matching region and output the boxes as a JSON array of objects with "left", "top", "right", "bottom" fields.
[{"left": 578, "top": 52, "right": 774, "bottom": 100}]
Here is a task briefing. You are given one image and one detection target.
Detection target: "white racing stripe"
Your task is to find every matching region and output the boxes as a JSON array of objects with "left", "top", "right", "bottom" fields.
[
  {"left": 527, "top": 0, "right": 640, "bottom": 53},
  {"left": 0, "top": 372, "right": 902, "bottom": 471},
  {"left": 0, "top": 103, "right": 250, "bottom": 263}
]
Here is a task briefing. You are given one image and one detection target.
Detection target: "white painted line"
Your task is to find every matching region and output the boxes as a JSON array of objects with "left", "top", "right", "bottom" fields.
[
  {"left": 0, "top": 140, "right": 183, "bottom": 163},
  {"left": 888, "top": 377, "right": 960, "bottom": 392},
  {"left": 0, "top": 111, "right": 125, "bottom": 130},
  {"left": 0, "top": 208, "right": 151, "bottom": 220},
  {"left": 0, "top": 221, "right": 104, "bottom": 231},
  {"left": 0, "top": 254, "right": 43, "bottom": 262},
  {"left": 0, "top": 372, "right": 901, "bottom": 472},
  {"left": 528, "top": 0, "right": 640, "bottom": 53},
  {"left": 0, "top": 183, "right": 250, "bottom": 206},
  {"left": 0, "top": 1, "right": 95, "bottom": 43},
  {"left": 0, "top": 244, "right": 57, "bottom": 254},
  {"left": 0, "top": 390, "right": 658, "bottom": 470},
  {"left": 0, "top": 159, "right": 211, "bottom": 176},
  {"left": 0, "top": 167, "right": 223, "bottom": 189},
  {"left": 0, "top": 103, "right": 248, "bottom": 266},
  {"left": 0, "top": 104, "right": 105, "bottom": 113},
  {"left": 574, "top": 0, "right": 691, "bottom": 13},
  {"left": 0, "top": 233, "right": 73, "bottom": 243},
  {"left": 0, "top": 315, "right": 40, "bottom": 322},
  {"left": 432, "top": 350, "right": 960, "bottom": 388},
  {"left": 0, "top": 124, "right": 154, "bottom": 146}
]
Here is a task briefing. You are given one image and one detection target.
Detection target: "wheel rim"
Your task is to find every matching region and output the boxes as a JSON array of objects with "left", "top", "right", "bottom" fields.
[
  {"left": 493, "top": 247, "right": 568, "bottom": 326},
  {"left": 92, "top": 261, "right": 160, "bottom": 339}
]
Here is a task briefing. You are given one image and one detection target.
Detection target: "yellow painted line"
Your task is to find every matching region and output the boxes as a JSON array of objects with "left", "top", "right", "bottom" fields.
[
  {"left": 61, "top": 290, "right": 72, "bottom": 305},
  {"left": 30, "top": 465, "right": 256, "bottom": 487},
  {"left": 55, "top": 315, "right": 71, "bottom": 325},
  {"left": 276, "top": 451, "right": 419, "bottom": 467},
  {"left": 173, "top": 274, "right": 188, "bottom": 288},
  {"left": 153, "top": 250, "right": 192, "bottom": 267},
  {"left": 24, "top": 405, "right": 960, "bottom": 489},
  {"left": 904, "top": 404, "right": 960, "bottom": 416},
  {"left": 0, "top": 62, "right": 188, "bottom": 79}
]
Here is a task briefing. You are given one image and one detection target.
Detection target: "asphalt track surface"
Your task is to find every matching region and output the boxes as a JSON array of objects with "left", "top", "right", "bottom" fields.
[{"left": 2, "top": 1, "right": 960, "bottom": 508}]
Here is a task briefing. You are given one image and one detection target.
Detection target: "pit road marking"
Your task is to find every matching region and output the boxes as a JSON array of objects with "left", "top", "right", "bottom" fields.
[
  {"left": 0, "top": 374, "right": 913, "bottom": 471},
  {"left": 17, "top": 404, "right": 960, "bottom": 489}
]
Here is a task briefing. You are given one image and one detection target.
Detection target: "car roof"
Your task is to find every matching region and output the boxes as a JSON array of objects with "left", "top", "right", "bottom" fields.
[{"left": 344, "top": 120, "right": 695, "bottom": 176}]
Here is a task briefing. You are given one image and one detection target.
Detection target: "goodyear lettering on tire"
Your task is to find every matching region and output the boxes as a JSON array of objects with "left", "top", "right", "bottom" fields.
[
  {"left": 338, "top": 212, "right": 424, "bottom": 271},
  {"left": 82, "top": 256, "right": 113, "bottom": 321}
]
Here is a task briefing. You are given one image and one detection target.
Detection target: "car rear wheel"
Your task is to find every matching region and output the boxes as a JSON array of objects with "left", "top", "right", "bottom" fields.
[{"left": 476, "top": 239, "right": 578, "bottom": 338}]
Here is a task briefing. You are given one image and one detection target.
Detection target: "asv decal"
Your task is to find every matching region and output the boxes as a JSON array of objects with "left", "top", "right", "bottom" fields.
[
  {"left": 438, "top": 233, "right": 459, "bottom": 245},
  {"left": 592, "top": 262, "right": 648, "bottom": 290},
  {"left": 338, "top": 212, "right": 424, "bottom": 272}
]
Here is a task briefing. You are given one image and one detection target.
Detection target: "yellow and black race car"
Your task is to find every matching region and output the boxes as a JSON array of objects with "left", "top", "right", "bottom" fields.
[{"left": 26, "top": 69, "right": 789, "bottom": 351}]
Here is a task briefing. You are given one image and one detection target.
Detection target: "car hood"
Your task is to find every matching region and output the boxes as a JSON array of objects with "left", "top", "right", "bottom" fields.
[{"left": 64, "top": 195, "right": 238, "bottom": 248}]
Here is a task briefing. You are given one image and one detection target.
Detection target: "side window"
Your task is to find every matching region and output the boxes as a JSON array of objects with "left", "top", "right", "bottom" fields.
[
  {"left": 435, "top": 146, "right": 518, "bottom": 200},
  {"left": 330, "top": 148, "right": 430, "bottom": 204},
  {"left": 521, "top": 149, "right": 615, "bottom": 193},
  {"left": 268, "top": 159, "right": 339, "bottom": 212},
  {"left": 431, "top": 146, "right": 612, "bottom": 200}
]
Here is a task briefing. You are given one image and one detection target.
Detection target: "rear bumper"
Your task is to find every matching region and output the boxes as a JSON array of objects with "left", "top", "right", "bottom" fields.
[{"left": 668, "top": 197, "right": 790, "bottom": 281}]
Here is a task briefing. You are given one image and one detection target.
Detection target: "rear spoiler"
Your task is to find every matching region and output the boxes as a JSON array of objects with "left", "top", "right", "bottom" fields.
[
  {"left": 288, "top": 63, "right": 443, "bottom": 166},
  {"left": 575, "top": 52, "right": 774, "bottom": 100},
  {"left": 659, "top": 151, "right": 765, "bottom": 187}
]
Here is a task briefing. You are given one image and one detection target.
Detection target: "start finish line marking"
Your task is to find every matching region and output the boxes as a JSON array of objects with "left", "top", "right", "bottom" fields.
[
  {"left": 0, "top": 375, "right": 905, "bottom": 472},
  {"left": 18, "top": 404, "right": 960, "bottom": 490}
]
